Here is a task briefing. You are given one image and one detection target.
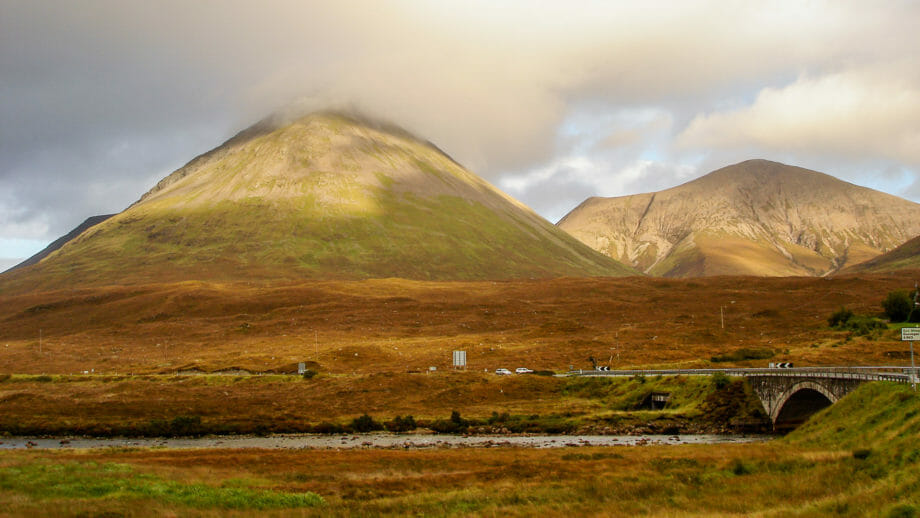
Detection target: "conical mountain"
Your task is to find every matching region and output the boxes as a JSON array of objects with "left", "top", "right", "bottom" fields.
[
  {"left": 558, "top": 159, "right": 920, "bottom": 277},
  {"left": 1, "top": 112, "right": 632, "bottom": 293}
]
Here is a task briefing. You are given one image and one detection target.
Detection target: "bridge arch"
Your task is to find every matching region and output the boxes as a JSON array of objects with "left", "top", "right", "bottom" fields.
[{"left": 770, "top": 380, "right": 838, "bottom": 430}]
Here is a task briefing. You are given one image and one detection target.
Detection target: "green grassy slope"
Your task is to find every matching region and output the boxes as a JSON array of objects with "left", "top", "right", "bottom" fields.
[
  {"left": 0, "top": 113, "right": 632, "bottom": 293},
  {"left": 786, "top": 382, "right": 920, "bottom": 454}
]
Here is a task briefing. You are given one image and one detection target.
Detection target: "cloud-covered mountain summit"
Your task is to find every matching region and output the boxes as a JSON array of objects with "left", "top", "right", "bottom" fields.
[{"left": 1, "top": 112, "right": 631, "bottom": 292}]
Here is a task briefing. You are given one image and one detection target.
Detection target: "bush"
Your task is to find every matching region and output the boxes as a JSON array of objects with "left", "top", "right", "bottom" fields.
[
  {"left": 350, "top": 414, "right": 383, "bottom": 433},
  {"left": 170, "top": 415, "right": 203, "bottom": 436},
  {"left": 827, "top": 305, "right": 886, "bottom": 335},
  {"left": 710, "top": 348, "right": 774, "bottom": 363},
  {"left": 301, "top": 369, "right": 317, "bottom": 379},
  {"left": 384, "top": 415, "right": 417, "bottom": 432},
  {"left": 844, "top": 316, "right": 887, "bottom": 336},
  {"left": 311, "top": 421, "right": 344, "bottom": 434},
  {"left": 711, "top": 372, "right": 731, "bottom": 390},
  {"left": 488, "top": 412, "right": 511, "bottom": 424},
  {"left": 148, "top": 415, "right": 204, "bottom": 436},
  {"left": 883, "top": 291, "right": 913, "bottom": 322},
  {"left": 852, "top": 448, "right": 872, "bottom": 460},
  {"left": 729, "top": 458, "right": 753, "bottom": 475},
  {"left": 887, "top": 504, "right": 917, "bottom": 518},
  {"left": 828, "top": 307, "right": 854, "bottom": 327},
  {"left": 429, "top": 411, "right": 469, "bottom": 434}
]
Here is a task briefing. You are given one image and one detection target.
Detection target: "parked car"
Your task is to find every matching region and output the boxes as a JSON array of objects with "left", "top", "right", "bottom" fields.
[
  {"left": 515, "top": 367, "right": 533, "bottom": 374},
  {"left": 495, "top": 368, "right": 512, "bottom": 375}
]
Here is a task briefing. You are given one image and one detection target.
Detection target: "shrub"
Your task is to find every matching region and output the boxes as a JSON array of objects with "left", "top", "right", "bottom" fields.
[
  {"left": 729, "top": 458, "right": 753, "bottom": 475},
  {"left": 488, "top": 412, "right": 511, "bottom": 424},
  {"left": 844, "top": 316, "right": 887, "bottom": 336},
  {"left": 170, "top": 415, "right": 203, "bottom": 436},
  {"left": 883, "top": 291, "right": 913, "bottom": 322},
  {"left": 711, "top": 372, "right": 731, "bottom": 390},
  {"left": 828, "top": 307, "right": 854, "bottom": 327},
  {"left": 311, "top": 421, "right": 344, "bottom": 434},
  {"left": 852, "top": 448, "right": 872, "bottom": 460},
  {"left": 300, "top": 369, "right": 317, "bottom": 379},
  {"left": 429, "top": 411, "right": 468, "bottom": 434},
  {"left": 384, "top": 415, "right": 417, "bottom": 432},
  {"left": 149, "top": 415, "right": 204, "bottom": 436},
  {"left": 350, "top": 414, "right": 383, "bottom": 433},
  {"left": 887, "top": 504, "right": 918, "bottom": 518},
  {"left": 710, "top": 348, "right": 774, "bottom": 363}
]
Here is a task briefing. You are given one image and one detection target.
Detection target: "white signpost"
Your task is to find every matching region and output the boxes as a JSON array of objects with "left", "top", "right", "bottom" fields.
[
  {"left": 900, "top": 327, "right": 919, "bottom": 391},
  {"left": 452, "top": 350, "right": 467, "bottom": 370}
]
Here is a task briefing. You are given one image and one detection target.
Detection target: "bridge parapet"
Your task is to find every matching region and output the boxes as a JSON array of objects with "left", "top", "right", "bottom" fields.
[{"left": 568, "top": 366, "right": 915, "bottom": 381}]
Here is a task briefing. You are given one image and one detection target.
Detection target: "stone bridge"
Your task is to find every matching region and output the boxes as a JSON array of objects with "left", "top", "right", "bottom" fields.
[
  {"left": 570, "top": 366, "right": 916, "bottom": 431},
  {"left": 744, "top": 368, "right": 913, "bottom": 430}
]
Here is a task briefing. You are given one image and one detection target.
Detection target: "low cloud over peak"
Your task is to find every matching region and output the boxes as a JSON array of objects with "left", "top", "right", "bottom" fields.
[{"left": 2, "top": 1, "right": 919, "bottom": 260}]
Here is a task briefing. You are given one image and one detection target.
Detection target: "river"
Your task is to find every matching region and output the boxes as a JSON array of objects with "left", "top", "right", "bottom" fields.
[{"left": 0, "top": 433, "right": 769, "bottom": 451}]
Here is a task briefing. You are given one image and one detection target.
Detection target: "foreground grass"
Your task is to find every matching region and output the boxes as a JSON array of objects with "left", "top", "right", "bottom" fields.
[
  {"left": 0, "top": 382, "right": 916, "bottom": 516},
  {"left": 0, "top": 460, "right": 323, "bottom": 512}
]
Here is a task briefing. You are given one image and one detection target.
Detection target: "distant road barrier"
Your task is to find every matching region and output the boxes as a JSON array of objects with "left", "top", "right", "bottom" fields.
[{"left": 566, "top": 366, "right": 917, "bottom": 384}]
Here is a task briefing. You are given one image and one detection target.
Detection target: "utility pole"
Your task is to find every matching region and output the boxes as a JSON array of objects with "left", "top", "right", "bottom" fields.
[
  {"left": 39, "top": 329, "right": 42, "bottom": 354},
  {"left": 910, "top": 338, "right": 917, "bottom": 391},
  {"left": 902, "top": 323, "right": 918, "bottom": 392},
  {"left": 314, "top": 330, "right": 318, "bottom": 360},
  {"left": 720, "top": 306, "right": 725, "bottom": 329},
  {"left": 912, "top": 288, "right": 918, "bottom": 391}
]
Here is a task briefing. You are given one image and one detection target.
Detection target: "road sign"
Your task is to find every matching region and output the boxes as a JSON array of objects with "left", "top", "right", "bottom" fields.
[
  {"left": 902, "top": 328, "right": 920, "bottom": 341},
  {"left": 452, "top": 350, "right": 466, "bottom": 368}
]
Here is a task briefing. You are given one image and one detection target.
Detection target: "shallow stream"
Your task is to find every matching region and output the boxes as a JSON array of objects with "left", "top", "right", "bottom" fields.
[{"left": 0, "top": 433, "right": 769, "bottom": 451}]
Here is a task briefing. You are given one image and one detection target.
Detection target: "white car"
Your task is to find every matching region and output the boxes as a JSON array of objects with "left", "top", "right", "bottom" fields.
[
  {"left": 515, "top": 367, "right": 533, "bottom": 374},
  {"left": 495, "top": 368, "right": 512, "bottom": 375}
]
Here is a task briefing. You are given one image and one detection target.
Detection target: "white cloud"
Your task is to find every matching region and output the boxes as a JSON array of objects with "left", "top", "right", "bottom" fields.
[
  {"left": 678, "top": 64, "right": 920, "bottom": 167},
  {"left": 501, "top": 154, "right": 699, "bottom": 222}
]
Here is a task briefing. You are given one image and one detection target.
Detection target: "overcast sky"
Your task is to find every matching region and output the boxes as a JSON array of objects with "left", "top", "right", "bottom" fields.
[{"left": 2, "top": 1, "right": 920, "bottom": 270}]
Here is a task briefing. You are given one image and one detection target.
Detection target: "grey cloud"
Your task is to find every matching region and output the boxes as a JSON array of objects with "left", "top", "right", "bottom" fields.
[
  {"left": 500, "top": 164, "right": 603, "bottom": 224},
  {"left": 3, "top": 0, "right": 920, "bottom": 253}
]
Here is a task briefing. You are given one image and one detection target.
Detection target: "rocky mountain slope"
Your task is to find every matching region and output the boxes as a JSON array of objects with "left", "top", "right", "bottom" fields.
[
  {"left": 0, "top": 111, "right": 632, "bottom": 293},
  {"left": 558, "top": 159, "right": 920, "bottom": 277}
]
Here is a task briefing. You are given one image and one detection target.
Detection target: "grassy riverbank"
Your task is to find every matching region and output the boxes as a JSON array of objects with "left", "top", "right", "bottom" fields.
[
  {"left": 0, "top": 372, "right": 769, "bottom": 436},
  {"left": 0, "top": 382, "right": 917, "bottom": 516}
]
